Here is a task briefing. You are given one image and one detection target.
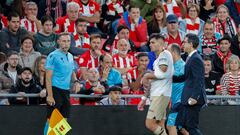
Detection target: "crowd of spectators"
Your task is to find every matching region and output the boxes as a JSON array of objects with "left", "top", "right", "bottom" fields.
[{"left": 0, "top": 0, "right": 240, "bottom": 105}]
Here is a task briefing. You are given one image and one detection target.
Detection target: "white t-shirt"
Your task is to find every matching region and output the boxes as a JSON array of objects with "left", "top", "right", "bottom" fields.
[
  {"left": 8, "top": 70, "right": 17, "bottom": 85},
  {"left": 150, "top": 50, "right": 174, "bottom": 97}
]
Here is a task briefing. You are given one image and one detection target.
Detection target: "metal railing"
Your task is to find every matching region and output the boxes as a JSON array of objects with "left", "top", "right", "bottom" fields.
[{"left": 1, "top": 93, "right": 240, "bottom": 99}]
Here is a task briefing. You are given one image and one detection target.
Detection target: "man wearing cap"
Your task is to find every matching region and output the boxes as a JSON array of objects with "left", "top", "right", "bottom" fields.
[
  {"left": 161, "top": 14, "right": 186, "bottom": 49},
  {"left": 138, "top": 33, "right": 174, "bottom": 135},
  {"left": 211, "top": 35, "right": 233, "bottom": 76},
  {"left": 98, "top": 86, "right": 126, "bottom": 105},
  {"left": 8, "top": 67, "right": 46, "bottom": 105}
]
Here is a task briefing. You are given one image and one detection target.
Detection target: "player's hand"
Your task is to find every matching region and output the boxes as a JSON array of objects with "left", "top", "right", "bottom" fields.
[
  {"left": 188, "top": 98, "right": 197, "bottom": 105},
  {"left": 137, "top": 99, "right": 146, "bottom": 111},
  {"left": 47, "top": 96, "right": 55, "bottom": 106}
]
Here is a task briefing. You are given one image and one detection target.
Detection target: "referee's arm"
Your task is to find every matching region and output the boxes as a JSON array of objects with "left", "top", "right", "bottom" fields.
[{"left": 46, "top": 70, "right": 55, "bottom": 106}]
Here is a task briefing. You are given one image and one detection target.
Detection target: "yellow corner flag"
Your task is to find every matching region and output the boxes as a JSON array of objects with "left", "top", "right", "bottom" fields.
[{"left": 47, "top": 109, "right": 72, "bottom": 135}]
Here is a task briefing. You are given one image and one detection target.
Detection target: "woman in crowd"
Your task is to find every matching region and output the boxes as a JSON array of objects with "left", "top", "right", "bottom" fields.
[
  {"left": 221, "top": 55, "right": 240, "bottom": 104},
  {"left": 147, "top": 4, "right": 167, "bottom": 36},
  {"left": 199, "top": 0, "right": 216, "bottom": 22},
  {"left": 179, "top": 3, "right": 205, "bottom": 36},
  {"left": 32, "top": 55, "right": 47, "bottom": 104},
  {"left": 19, "top": 35, "right": 41, "bottom": 68},
  {"left": 212, "top": 4, "right": 237, "bottom": 38}
]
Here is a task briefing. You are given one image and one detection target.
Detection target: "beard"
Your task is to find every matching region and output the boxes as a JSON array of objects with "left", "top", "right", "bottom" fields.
[
  {"left": 118, "top": 50, "right": 128, "bottom": 55},
  {"left": 22, "top": 78, "right": 32, "bottom": 85}
]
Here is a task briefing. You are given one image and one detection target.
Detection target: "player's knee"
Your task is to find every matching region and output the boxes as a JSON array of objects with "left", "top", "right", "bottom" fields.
[{"left": 145, "top": 119, "right": 155, "bottom": 131}]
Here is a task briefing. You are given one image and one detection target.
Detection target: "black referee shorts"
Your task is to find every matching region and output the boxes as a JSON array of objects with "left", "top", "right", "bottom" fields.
[{"left": 47, "top": 86, "right": 70, "bottom": 118}]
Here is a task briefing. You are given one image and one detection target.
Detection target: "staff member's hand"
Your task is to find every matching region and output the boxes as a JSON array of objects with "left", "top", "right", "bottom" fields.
[
  {"left": 47, "top": 96, "right": 55, "bottom": 106},
  {"left": 188, "top": 98, "right": 197, "bottom": 105}
]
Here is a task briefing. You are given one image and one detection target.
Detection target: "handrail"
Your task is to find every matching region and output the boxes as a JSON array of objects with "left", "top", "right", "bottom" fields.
[{"left": 1, "top": 93, "right": 240, "bottom": 99}]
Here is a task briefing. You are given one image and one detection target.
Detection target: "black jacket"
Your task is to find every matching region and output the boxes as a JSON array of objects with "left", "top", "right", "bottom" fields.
[{"left": 8, "top": 79, "right": 42, "bottom": 105}]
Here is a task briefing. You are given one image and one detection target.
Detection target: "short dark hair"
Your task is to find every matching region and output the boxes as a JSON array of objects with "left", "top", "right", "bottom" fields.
[
  {"left": 117, "top": 25, "right": 129, "bottom": 33},
  {"left": 128, "top": 5, "right": 140, "bottom": 12},
  {"left": 149, "top": 33, "right": 165, "bottom": 41},
  {"left": 136, "top": 52, "right": 148, "bottom": 60},
  {"left": 90, "top": 34, "right": 101, "bottom": 42},
  {"left": 21, "top": 35, "right": 35, "bottom": 45},
  {"left": 204, "top": 19, "right": 214, "bottom": 27},
  {"left": 6, "top": 51, "right": 19, "bottom": 58},
  {"left": 41, "top": 15, "right": 54, "bottom": 25},
  {"left": 7, "top": 12, "right": 19, "bottom": 21},
  {"left": 185, "top": 33, "right": 199, "bottom": 49},
  {"left": 218, "top": 34, "right": 232, "bottom": 44},
  {"left": 109, "top": 86, "right": 122, "bottom": 92},
  {"left": 75, "top": 18, "right": 87, "bottom": 26},
  {"left": 170, "top": 44, "right": 181, "bottom": 56},
  {"left": 203, "top": 55, "right": 212, "bottom": 61}
]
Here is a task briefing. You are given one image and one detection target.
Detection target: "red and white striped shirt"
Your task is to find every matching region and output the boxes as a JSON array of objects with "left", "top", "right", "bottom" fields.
[
  {"left": 74, "top": 32, "right": 90, "bottom": 49},
  {"left": 221, "top": 72, "right": 240, "bottom": 95},
  {"left": 185, "top": 17, "right": 200, "bottom": 35},
  {"left": 106, "top": 0, "right": 124, "bottom": 16},
  {"left": 78, "top": 50, "right": 103, "bottom": 69},
  {"left": 55, "top": 15, "right": 76, "bottom": 34},
  {"left": 72, "top": 0, "right": 100, "bottom": 27},
  {"left": 163, "top": 0, "right": 181, "bottom": 18},
  {"left": 20, "top": 18, "right": 38, "bottom": 33},
  {"left": 113, "top": 54, "right": 137, "bottom": 68}
]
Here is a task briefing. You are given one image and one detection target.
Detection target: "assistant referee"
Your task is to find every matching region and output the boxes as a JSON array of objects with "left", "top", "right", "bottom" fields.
[{"left": 45, "top": 32, "right": 81, "bottom": 118}]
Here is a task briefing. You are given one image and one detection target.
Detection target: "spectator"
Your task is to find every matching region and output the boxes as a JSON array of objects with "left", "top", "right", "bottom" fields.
[
  {"left": 147, "top": 3, "right": 167, "bottom": 37},
  {"left": 199, "top": 0, "right": 216, "bottom": 22},
  {"left": 231, "top": 24, "right": 240, "bottom": 57},
  {"left": 199, "top": 19, "right": 221, "bottom": 55},
  {"left": 99, "top": 54, "right": 122, "bottom": 87},
  {"left": 118, "top": 6, "right": 148, "bottom": 51},
  {"left": 211, "top": 35, "right": 233, "bottom": 76},
  {"left": 102, "top": 25, "right": 137, "bottom": 55},
  {"left": 8, "top": 67, "right": 46, "bottom": 105},
  {"left": 0, "top": 51, "right": 22, "bottom": 105},
  {"left": 204, "top": 56, "right": 221, "bottom": 95},
  {"left": 162, "top": 0, "right": 186, "bottom": 19},
  {"left": 69, "top": 18, "right": 90, "bottom": 58},
  {"left": 77, "top": 68, "right": 108, "bottom": 105},
  {"left": 212, "top": 4, "right": 237, "bottom": 38},
  {"left": 77, "top": 34, "right": 104, "bottom": 80},
  {"left": 55, "top": 2, "right": 79, "bottom": 34},
  {"left": 130, "top": 0, "right": 158, "bottom": 23},
  {"left": 162, "top": 14, "right": 186, "bottom": 49},
  {"left": 18, "top": 35, "right": 41, "bottom": 68},
  {"left": 38, "top": 0, "right": 66, "bottom": 22},
  {"left": 179, "top": 4, "right": 204, "bottom": 36},
  {"left": 183, "top": 0, "right": 200, "bottom": 7},
  {"left": 0, "top": 12, "right": 28, "bottom": 54},
  {"left": 20, "top": 2, "right": 41, "bottom": 33},
  {"left": 225, "top": 0, "right": 240, "bottom": 26},
  {"left": 127, "top": 52, "right": 149, "bottom": 105},
  {"left": 0, "top": 11, "right": 8, "bottom": 30},
  {"left": 32, "top": 55, "right": 47, "bottom": 90},
  {"left": 112, "top": 39, "right": 137, "bottom": 93},
  {"left": 34, "top": 15, "right": 58, "bottom": 56},
  {"left": 32, "top": 58, "right": 47, "bottom": 105},
  {"left": 71, "top": 0, "right": 101, "bottom": 34},
  {"left": 11, "top": 0, "right": 28, "bottom": 19},
  {"left": 101, "top": 0, "right": 125, "bottom": 33},
  {"left": 220, "top": 55, "right": 240, "bottom": 105},
  {"left": 98, "top": 86, "right": 126, "bottom": 105},
  {"left": 0, "top": 52, "right": 6, "bottom": 65}
]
